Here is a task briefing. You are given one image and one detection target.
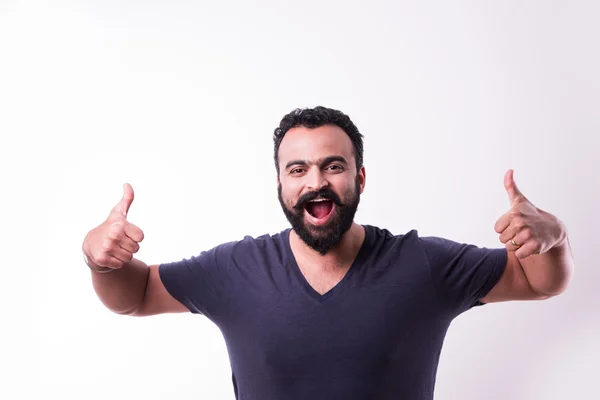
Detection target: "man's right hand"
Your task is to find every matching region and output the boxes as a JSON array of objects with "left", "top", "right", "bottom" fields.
[{"left": 83, "top": 183, "right": 145, "bottom": 271}]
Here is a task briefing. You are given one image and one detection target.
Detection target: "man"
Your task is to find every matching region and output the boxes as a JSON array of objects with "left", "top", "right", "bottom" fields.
[{"left": 82, "top": 106, "right": 574, "bottom": 399}]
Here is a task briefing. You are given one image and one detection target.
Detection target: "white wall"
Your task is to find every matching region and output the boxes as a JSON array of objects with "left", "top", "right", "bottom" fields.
[{"left": 2, "top": 1, "right": 598, "bottom": 399}]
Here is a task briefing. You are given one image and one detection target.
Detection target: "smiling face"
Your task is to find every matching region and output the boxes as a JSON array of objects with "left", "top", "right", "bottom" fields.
[{"left": 277, "top": 124, "right": 366, "bottom": 255}]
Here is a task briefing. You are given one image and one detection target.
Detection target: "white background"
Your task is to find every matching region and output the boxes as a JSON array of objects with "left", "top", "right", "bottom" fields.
[{"left": 1, "top": 0, "right": 598, "bottom": 399}]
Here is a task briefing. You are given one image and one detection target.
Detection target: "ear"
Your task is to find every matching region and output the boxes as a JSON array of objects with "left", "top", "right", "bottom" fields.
[{"left": 358, "top": 165, "right": 366, "bottom": 194}]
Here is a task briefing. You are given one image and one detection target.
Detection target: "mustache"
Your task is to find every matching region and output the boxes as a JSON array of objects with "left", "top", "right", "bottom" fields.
[{"left": 293, "top": 188, "right": 343, "bottom": 211}]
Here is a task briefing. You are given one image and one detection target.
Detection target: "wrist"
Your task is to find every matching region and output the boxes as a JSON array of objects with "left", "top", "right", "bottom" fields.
[
  {"left": 83, "top": 253, "right": 114, "bottom": 273},
  {"left": 553, "top": 217, "right": 569, "bottom": 249}
]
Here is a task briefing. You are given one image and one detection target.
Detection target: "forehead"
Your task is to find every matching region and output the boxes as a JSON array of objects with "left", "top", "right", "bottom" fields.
[{"left": 278, "top": 125, "right": 355, "bottom": 168}]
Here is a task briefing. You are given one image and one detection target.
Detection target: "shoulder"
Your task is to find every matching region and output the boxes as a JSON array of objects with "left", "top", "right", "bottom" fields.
[
  {"left": 416, "top": 232, "right": 507, "bottom": 290},
  {"left": 363, "top": 225, "right": 424, "bottom": 253},
  {"left": 223, "top": 229, "right": 290, "bottom": 267},
  {"left": 361, "top": 225, "right": 424, "bottom": 264},
  {"left": 175, "top": 229, "right": 289, "bottom": 269},
  {"left": 364, "top": 224, "right": 420, "bottom": 243},
  {"left": 418, "top": 235, "right": 466, "bottom": 258},
  {"left": 363, "top": 224, "right": 471, "bottom": 250},
  {"left": 364, "top": 225, "right": 502, "bottom": 266},
  {"left": 417, "top": 233, "right": 504, "bottom": 264}
]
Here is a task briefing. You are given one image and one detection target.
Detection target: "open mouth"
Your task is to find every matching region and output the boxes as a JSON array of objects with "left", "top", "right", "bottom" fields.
[{"left": 305, "top": 199, "right": 334, "bottom": 221}]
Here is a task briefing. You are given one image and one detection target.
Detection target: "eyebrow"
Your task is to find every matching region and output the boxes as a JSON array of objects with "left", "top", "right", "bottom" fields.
[{"left": 285, "top": 155, "right": 349, "bottom": 170}]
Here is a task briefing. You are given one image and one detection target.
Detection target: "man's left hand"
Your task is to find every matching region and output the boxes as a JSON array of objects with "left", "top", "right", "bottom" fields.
[{"left": 494, "top": 169, "right": 567, "bottom": 259}]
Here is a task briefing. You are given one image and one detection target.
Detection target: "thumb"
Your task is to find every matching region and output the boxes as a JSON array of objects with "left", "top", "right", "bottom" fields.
[
  {"left": 114, "top": 183, "right": 134, "bottom": 218},
  {"left": 504, "top": 169, "right": 526, "bottom": 206}
]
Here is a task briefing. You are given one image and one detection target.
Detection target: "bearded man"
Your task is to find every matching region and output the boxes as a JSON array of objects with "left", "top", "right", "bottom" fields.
[{"left": 83, "top": 106, "right": 574, "bottom": 400}]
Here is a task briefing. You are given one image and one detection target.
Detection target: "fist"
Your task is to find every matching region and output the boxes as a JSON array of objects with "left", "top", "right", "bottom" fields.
[
  {"left": 83, "top": 183, "right": 145, "bottom": 270},
  {"left": 494, "top": 169, "right": 565, "bottom": 259}
]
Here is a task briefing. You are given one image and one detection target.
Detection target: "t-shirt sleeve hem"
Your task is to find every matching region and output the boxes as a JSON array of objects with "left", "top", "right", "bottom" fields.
[
  {"left": 158, "top": 262, "right": 204, "bottom": 315},
  {"left": 471, "top": 248, "right": 507, "bottom": 308}
]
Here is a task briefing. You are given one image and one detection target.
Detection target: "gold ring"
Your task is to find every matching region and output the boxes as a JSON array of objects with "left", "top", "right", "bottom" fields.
[{"left": 510, "top": 239, "right": 521, "bottom": 249}]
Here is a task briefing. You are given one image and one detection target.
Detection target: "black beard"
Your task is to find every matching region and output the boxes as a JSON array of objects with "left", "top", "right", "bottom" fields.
[{"left": 278, "top": 177, "right": 361, "bottom": 256}]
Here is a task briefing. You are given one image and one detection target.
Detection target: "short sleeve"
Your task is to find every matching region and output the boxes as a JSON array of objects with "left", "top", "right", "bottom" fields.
[
  {"left": 159, "top": 241, "right": 237, "bottom": 318},
  {"left": 419, "top": 236, "right": 507, "bottom": 316}
]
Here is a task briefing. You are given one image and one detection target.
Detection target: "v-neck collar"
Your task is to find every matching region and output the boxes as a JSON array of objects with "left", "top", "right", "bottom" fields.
[{"left": 282, "top": 225, "right": 372, "bottom": 303}]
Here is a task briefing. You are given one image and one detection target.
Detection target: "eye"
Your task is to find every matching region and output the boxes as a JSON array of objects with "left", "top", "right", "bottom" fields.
[
  {"left": 290, "top": 168, "right": 304, "bottom": 175},
  {"left": 327, "top": 165, "right": 344, "bottom": 172}
]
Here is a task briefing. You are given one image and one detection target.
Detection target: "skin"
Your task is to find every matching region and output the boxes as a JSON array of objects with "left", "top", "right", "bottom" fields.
[
  {"left": 276, "top": 125, "right": 368, "bottom": 294},
  {"left": 481, "top": 169, "right": 574, "bottom": 302},
  {"left": 83, "top": 124, "right": 574, "bottom": 314},
  {"left": 275, "top": 126, "right": 574, "bottom": 300},
  {"left": 82, "top": 185, "right": 142, "bottom": 314}
]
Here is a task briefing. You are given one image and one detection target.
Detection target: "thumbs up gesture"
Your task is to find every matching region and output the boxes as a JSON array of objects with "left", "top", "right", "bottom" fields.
[
  {"left": 494, "top": 170, "right": 566, "bottom": 259},
  {"left": 82, "top": 183, "right": 145, "bottom": 271}
]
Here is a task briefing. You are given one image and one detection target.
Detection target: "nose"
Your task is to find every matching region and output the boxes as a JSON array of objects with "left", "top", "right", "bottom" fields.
[{"left": 306, "top": 167, "right": 329, "bottom": 192}]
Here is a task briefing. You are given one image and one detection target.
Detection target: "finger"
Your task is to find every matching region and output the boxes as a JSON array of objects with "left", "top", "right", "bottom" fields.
[
  {"left": 504, "top": 169, "right": 527, "bottom": 207},
  {"left": 515, "top": 240, "right": 540, "bottom": 259},
  {"left": 106, "top": 219, "right": 126, "bottom": 242},
  {"left": 494, "top": 212, "right": 512, "bottom": 234},
  {"left": 124, "top": 222, "right": 144, "bottom": 243},
  {"left": 113, "top": 183, "right": 135, "bottom": 218},
  {"left": 498, "top": 219, "right": 522, "bottom": 244},
  {"left": 504, "top": 236, "right": 520, "bottom": 252},
  {"left": 119, "top": 236, "right": 140, "bottom": 254},
  {"left": 502, "top": 222, "right": 526, "bottom": 251},
  {"left": 110, "top": 246, "right": 134, "bottom": 263},
  {"left": 504, "top": 228, "right": 537, "bottom": 255},
  {"left": 94, "top": 254, "right": 124, "bottom": 269}
]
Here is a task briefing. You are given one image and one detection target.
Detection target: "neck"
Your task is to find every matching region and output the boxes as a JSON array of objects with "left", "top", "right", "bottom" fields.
[{"left": 290, "top": 222, "right": 365, "bottom": 267}]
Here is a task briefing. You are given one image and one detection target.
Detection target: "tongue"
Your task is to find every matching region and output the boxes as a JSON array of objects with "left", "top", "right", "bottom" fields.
[{"left": 310, "top": 201, "right": 332, "bottom": 219}]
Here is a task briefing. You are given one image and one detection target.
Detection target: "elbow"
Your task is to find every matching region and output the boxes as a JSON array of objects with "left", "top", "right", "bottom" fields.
[
  {"left": 106, "top": 305, "right": 141, "bottom": 316},
  {"left": 533, "top": 257, "right": 575, "bottom": 299},
  {"left": 98, "top": 299, "right": 144, "bottom": 316},
  {"left": 115, "top": 307, "right": 142, "bottom": 316},
  {"left": 532, "top": 276, "right": 573, "bottom": 298}
]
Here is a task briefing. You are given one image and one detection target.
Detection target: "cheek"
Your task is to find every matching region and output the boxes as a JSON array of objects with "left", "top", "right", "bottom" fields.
[
  {"left": 280, "top": 183, "right": 300, "bottom": 205},
  {"left": 338, "top": 181, "right": 355, "bottom": 197}
]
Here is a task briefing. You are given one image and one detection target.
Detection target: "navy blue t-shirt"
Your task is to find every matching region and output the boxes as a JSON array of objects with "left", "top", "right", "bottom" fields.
[{"left": 159, "top": 225, "right": 507, "bottom": 400}]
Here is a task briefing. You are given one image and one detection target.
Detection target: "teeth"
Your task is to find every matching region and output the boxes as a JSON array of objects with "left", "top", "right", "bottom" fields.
[{"left": 309, "top": 199, "right": 329, "bottom": 202}]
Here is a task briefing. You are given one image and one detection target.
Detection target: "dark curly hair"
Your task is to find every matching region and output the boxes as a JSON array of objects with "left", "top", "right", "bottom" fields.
[{"left": 273, "top": 106, "right": 364, "bottom": 175}]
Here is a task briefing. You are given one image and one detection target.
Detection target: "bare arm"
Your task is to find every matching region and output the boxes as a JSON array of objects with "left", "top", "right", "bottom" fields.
[
  {"left": 518, "top": 231, "right": 574, "bottom": 296},
  {"left": 88, "top": 258, "right": 187, "bottom": 316},
  {"left": 482, "top": 170, "right": 574, "bottom": 303},
  {"left": 481, "top": 239, "right": 573, "bottom": 303},
  {"left": 84, "top": 184, "right": 187, "bottom": 316},
  {"left": 89, "top": 257, "right": 150, "bottom": 315}
]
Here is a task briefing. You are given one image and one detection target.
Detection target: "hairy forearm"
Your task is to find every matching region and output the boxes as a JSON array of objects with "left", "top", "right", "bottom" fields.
[
  {"left": 520, "top": 236, "right": 574, "bottom": 296},
  {"left": 90, "top": 258, "right": 150, "bottom": 315}
]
